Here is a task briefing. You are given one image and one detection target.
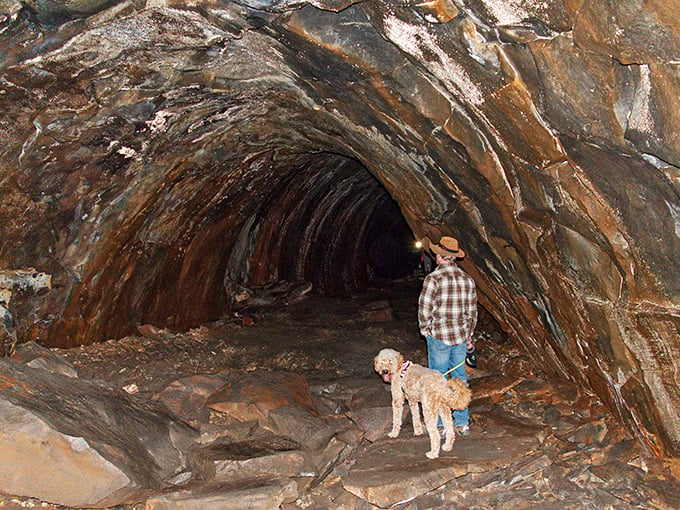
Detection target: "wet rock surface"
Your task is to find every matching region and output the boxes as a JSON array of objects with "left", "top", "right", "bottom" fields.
[{"left": 0, "top": 280, "right": 678, "bottom": 509}]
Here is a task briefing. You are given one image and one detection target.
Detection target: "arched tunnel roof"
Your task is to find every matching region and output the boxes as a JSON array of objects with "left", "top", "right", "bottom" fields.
[{"left": 1, "top": 0, "right": 680, "bottom": 457}]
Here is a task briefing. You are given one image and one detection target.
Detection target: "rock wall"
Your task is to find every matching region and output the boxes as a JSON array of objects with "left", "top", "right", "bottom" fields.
[{"left": 1, "top": 0, "right": 679, "bottom": 455}]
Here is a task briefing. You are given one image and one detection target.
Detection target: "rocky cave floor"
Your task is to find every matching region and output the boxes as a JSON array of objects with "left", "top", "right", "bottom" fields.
[{"left": 3, "top": 277, "right": 680, "bottom": 509}]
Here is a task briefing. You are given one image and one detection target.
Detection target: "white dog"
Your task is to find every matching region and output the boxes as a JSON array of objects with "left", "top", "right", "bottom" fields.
[{"left": 374, "top": 348, "right": 472, "bottom": 459}]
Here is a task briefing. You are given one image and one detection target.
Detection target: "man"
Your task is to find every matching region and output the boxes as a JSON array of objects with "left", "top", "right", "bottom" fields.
[{"left": 418, "top": 236, "right": 477, "bottom": 435}]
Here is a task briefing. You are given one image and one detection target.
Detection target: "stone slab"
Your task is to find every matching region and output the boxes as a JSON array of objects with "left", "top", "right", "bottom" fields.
[
  {"left": 0, "top": 359, "right": 198, "bottom": 506},
  {"left": 343, "top": 430, "right": 540, "bottom": 508},
  {"left": 206, "top": 370, "right": 318, "bottom": 424},
  {"left": 144, "top": 478, "right": 297, "bottom": 510},
  {"left": 214, "top": 451, "right": 306, "bottom": 480},
  {"left": 0, "top": 399, "right": 130, "bottom": 508}
]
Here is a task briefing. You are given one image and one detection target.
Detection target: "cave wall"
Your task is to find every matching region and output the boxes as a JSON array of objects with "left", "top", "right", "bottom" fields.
[{"left": 1, "top": 0, "right": 680, "bottom": 456}]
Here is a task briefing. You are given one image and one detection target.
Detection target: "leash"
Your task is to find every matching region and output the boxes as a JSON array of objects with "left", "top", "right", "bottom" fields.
[
  {"left": 442, "top": 359, "right": 465, "bottom": 378},
  {"left": 401, "top": 358, "right": 465, "bottom": 379}
]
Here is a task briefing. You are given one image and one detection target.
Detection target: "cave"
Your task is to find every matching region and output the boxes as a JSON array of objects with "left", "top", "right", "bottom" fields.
[{"left": 2, "top": 0, "right": 680, "bottom": 507}]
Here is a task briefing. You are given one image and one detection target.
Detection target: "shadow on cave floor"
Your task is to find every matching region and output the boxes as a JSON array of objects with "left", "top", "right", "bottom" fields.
[{"left": 6, "top": 277, "right": 680, "bottom": 509}]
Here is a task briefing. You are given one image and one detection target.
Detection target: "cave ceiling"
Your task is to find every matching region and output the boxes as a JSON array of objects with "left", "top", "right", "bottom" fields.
[{"left": 1, "top": 0, "right": 680, "bottom": 457}]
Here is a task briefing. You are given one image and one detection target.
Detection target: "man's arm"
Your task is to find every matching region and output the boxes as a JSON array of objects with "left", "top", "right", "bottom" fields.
[
  {"left": 466, "top": 279, "right": 478, "bottom": 344},
  {"left": 418, "top": 276, "right": 437, "bottom": 337}
]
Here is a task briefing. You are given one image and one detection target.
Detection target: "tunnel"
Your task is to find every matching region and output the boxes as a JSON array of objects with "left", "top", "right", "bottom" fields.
[
  {"left": 29, "top": 147, "right": 421, "bottom": 345},
  {"left": 2, "top": 0, "right": 680, "bottom": 477},
  {"left": 4, "top": 131, "right": 431, "bottom": 335}
]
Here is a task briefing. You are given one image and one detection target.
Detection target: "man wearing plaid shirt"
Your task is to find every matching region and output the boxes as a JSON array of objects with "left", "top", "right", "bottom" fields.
[{"left": 418, "top": 236, "right": 477, "bottom": 435}]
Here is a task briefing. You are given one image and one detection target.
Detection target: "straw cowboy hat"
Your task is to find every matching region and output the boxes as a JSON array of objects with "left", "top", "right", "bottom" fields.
[{"left": 428, "top": 236, "right": 465, "bottom": 259}]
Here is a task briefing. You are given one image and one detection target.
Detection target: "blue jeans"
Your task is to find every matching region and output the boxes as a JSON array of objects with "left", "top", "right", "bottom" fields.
[{"left": 426, "top": 336, "right": 469, "bottom": 427}]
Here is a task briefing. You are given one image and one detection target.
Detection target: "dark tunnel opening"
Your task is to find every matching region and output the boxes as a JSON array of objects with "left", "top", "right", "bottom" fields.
[
  {"left": 233, "top": 152, "right": 421, "bottom": 297},
  {"left": 364, "top": 203, "right": 422, "bottom": 283}
]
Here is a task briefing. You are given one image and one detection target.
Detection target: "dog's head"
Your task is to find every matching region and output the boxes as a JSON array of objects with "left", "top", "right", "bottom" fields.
[{"left": 374, "top": 348, "right": 404, "bottom": 383}]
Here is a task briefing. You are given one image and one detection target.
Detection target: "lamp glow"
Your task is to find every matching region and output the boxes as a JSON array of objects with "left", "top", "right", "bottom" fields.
[{"left": 415, "top": 240, "right": 423, "bottom": 249}]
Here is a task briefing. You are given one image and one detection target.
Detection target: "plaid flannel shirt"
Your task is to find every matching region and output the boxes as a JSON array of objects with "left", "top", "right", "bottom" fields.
[{"left": 418, "top": 259, "right": 478, "bottom": 346}]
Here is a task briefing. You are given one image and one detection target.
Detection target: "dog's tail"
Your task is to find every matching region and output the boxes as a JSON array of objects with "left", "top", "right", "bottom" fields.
[{"left": 445, "top": 377, "right": 472, "bottom": 410}]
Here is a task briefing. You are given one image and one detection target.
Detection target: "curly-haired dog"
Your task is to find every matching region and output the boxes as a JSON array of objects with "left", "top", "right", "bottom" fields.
[{"left": 374, "top": 348, "right": 472, "bottom": 459}]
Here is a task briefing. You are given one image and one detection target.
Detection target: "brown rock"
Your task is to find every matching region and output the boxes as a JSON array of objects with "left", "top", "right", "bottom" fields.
[
  {"left": 415, "top": 0, "right": 459, "bottom": 23},
  {"left": 268, "top": 404, "right": 336, "bottom": 451},
  {"left": 349, "top": 383, "right": 392, "bottom": 410},
  {"left": 0, "top": 399, "right": 131, "bottom": 508},
  {"left": 214, "top": 451, "right": 306, "bottom": 481},
  {"left": 206, "top": 370, "right": 318, "bottom": 424},
  {"left": 11, "top": 341, "right": 78, "bottom": 378},
  {"left": 154, "top": 374, "right": 226, "bottom": 424},
  {"left": 565, "top": 419, "right": 608, "bottom": 446},
  {"left": 346, "top": 406, "right": 395, "bottom": 443},
  {"left": 0, "top": 359, "right": 198, "bottom": 505},
  {"left": 361, "top": 301, "right": 394, "bottom": 322},
  {"left": 137, "top": 324, "right": 164, "bottom": 337},
  {"left": 469, "top": 374, "right": 522, "bottom": 402},
  {"left": 144, "top": 478, "right": 298, "bottom": 510}
]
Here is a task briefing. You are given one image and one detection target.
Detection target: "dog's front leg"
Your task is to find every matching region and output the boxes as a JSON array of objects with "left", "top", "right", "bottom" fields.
[{"left": 388, "top": 383, "right": 404, "bottom": 438}]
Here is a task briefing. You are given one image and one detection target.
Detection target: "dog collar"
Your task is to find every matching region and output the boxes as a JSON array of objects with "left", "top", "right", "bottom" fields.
[{"left": 400, "top": 360, "right": 412, "bottom": 378}]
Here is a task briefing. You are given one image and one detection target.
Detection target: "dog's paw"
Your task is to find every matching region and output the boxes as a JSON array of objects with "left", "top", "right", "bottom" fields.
[
  {"left": 413, "top": 428, "right": 424, "bottom": 436},
  {"left": 388, "top": 430, "right": 399, "bottom": 438},
  {"left": 426, "top": 450, "right": 439, "bottom": 459},
  {"left": 442, "top": 440, "right": 454, "bottom": 451}
]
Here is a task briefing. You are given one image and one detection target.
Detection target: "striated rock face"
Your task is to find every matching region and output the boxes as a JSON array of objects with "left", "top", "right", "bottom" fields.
[
  {"left": 0, "top": 357, "right": 199, "bottom": 507},
  {"left": 1, "top": 0, "right": 679, "bottom": 456}
]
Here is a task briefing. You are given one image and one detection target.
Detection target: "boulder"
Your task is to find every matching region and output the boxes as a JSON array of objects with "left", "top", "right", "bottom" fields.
[
  {"left": 11, "top": 341, "right": 78, "bottom": 378},
  {"left": 0, "top": 399, "right": 131, "bottom": 508},
  {"left": 346, "top": 406, "right": 395, "bottom": 443},
  {"left": 154, "top": 374, "right": 227, "bottom": 425},
  {"left": 214, "top": 450, "right": 306, "bottom": 481},
  {"left": 344, "top": 381, "right": 402, "bottom": 442},
  {"left": 0, "top": 360, "right": 198, "bottom": 507},
  {"left": 206, "top": 370, "right": 318, "bottom": 424},
  {"left": 268, "top": 404, "right": 336, "bottom": 451}
]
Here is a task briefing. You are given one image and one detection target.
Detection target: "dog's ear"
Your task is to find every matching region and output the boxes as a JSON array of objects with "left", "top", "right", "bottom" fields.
[{"left": 397, "top": 352, "right": 404, "bottom": 366}]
